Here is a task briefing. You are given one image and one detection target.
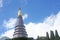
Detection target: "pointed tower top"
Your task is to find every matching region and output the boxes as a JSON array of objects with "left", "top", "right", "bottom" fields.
[{"left": 18, "top": 8, "right": 22, "bottom": 16}]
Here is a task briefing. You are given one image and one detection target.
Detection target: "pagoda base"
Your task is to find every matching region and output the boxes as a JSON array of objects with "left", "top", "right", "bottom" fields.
[{"left": 12, "top": 37, "right": 34, "bottom": 40}]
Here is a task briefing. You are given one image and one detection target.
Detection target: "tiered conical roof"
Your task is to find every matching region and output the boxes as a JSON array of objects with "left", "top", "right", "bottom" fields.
[{"left": 13, "top": 8, "right": 28, "bottom": 38}]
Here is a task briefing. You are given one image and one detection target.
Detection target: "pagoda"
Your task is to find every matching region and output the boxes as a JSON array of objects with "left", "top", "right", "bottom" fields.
[{"left": 13, "top": 8, "right": 28, "bottom": 38}]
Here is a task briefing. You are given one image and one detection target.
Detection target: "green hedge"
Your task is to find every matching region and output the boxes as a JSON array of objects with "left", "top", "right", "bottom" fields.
[{"left": 12, "top": 37, "right": 33, "bottom": 40}]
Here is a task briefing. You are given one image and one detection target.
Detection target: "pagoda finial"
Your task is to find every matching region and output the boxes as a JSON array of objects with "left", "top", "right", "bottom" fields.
[{"left": 18, "top": 8, "right": 22, "bottom": 16}]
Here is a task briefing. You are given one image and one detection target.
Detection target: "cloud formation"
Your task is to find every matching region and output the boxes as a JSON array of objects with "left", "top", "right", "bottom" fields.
[
  {"left": 1, "top": 29, "right": 14, "bottom": 38},
  {"left": 23, "top": 14, "right": 28, "bottom": 20},
  {"left": 1, "top": 11, "right": 60, "bottom": 38},
  {"left": 3, "top": 14, "right": 28, "bottom": 29},
  {"left": 3, "top": 18, "right": 17, "bottom": 29}
]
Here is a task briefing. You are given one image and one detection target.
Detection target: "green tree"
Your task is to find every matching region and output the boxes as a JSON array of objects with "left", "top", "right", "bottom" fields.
[
  {"left": 46, "top": 32, "right": 50, "bottom": 40},
  {"left": 12, "top": 37, "right": 27, "bottom": 40},
  {"left": 50, "top": 31, "right": 55, "bottom": 40},
  {"left": 37, "top": 36, "right": 40, "bottom": 40},
  {"left": 54, "top": 30, "right": 59, "bottom": 40},
  {"left": 12, "top": 37, "right": 33, "bottom": 40}
]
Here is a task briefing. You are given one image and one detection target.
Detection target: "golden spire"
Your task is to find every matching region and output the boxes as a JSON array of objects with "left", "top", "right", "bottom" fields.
[{"left": 18, "top": 8, "right": 22, "bottom": 16}]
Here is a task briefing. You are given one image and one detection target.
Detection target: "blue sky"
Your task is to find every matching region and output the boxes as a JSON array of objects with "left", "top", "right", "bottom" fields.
[{"left": 0, "top": 0, "right": 60, "bottom": 38}]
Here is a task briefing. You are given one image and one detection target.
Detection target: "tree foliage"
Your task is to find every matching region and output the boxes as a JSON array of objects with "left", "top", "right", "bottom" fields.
[
  {"left": 50, "top": 31, "right": 55, "bottom": 40},
  {"left": 12, "top": 37, "right": 33, "bottom": 40},
  {"left": 37, "top": 30, "right": 60, "bottom": 40},
  {"left": 46, "top": 32, "right": 50, "bottom": 40}
]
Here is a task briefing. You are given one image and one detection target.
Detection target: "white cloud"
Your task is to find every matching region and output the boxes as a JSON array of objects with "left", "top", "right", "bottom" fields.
[
  {"left": 26, "top": 11, "right": 60, "bottom": 38},
  {"left": 1, "top": 29, "right": 14, "bottom": 38},
  {"left": 3, "top": 14, "right": 28, "bottom": 29},
  {"left": 23, "top": 14, "right": 28, "bottom": 20},
  {"left": 3, "top": 18, "right": 17, "bottom": 29},
  {"left": 1, "top": 11, "right": 60, "bottom": 39},
  {"left": 25, "top": 22, "right": 52, "bottom": 38},
  {"left": 0, "top": 0, "right": 3, "bottom": 7}
]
